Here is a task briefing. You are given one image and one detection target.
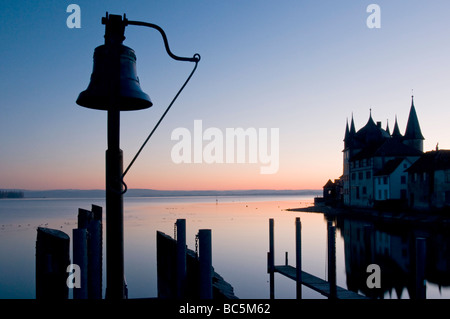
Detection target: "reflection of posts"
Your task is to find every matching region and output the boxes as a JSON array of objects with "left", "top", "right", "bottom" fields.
[
  {"left": 327, "top": 221, "right": 336, "bottom": 299},
  {"left": 415, "top": 237, "right": 426, "bottom": 299},
  {"left": 199, "top": 229, "right": 212, "bottom": 299}
]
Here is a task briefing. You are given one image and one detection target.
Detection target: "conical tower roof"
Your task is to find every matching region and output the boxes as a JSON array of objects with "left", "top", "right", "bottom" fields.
[
  {"left": 344, "top": 118, "right": 350, "bottom": 142},
  {"left": 392, "top": 115, "right": 402, "bottom": 138},
  {"left": 404, "top": 96, "right": 424, "bottom": 140}
]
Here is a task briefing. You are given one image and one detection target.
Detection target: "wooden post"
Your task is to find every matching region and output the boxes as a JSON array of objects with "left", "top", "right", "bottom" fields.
[
  {"left": 327, "top": 221, "right": 336, "bottom": 299},
  {"left": 199, "top": 229, "right": 212, "bottom": 299},
  {"left": 89, "top": 205, "right": 103, "bottom": 299},
  {"left": 269, "top": 218, "right": 275, "bottom": 299},
  {"left": 295, "top": 217, "right": 302, "bottom": 299},
  {"left": 73, "top": 228, "right": 88, "bottom": 299},
  {"left": 36, "top": 227, "right": 70, "bottom": 299},
  {"left": 78, "top": 208, "right": 92, "bottom": 229},
  {"left": 176, "top": 219, "right": 186, "bottom": 299},
  {"left": 415, "top": 237, "right": 426, "bottom": 299}
]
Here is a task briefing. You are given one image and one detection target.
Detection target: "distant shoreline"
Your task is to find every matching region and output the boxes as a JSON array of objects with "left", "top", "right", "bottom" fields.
[
  {"left": 0, "top": 188, "right": 321, "bottom": 199},
  {"left": 286, "top": 204, "right": 450, "bottom": 227}
]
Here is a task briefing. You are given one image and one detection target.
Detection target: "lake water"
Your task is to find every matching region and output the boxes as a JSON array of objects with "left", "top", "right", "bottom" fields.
[{"left": 1, "top": 195, "right": 450, "bottom": 299}]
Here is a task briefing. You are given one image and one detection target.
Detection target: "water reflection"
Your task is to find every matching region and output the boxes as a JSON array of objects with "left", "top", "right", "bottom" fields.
[{"left": 334, "top": 213, "right": 450, "bottom": 299}]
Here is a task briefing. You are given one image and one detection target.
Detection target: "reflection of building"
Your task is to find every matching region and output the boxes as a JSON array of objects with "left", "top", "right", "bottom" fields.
[
  {"left": 341, "top": 96, "right": 423, "bottom": 207},
  {"left": 407, "top": 149, "right": 450, "bottom": 210},
  {"left": 337, "top": 217, "right": 450, "bottom": 298}
]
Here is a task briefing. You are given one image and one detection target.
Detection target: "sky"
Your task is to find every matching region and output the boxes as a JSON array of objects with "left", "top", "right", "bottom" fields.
[{"left": 1, "top": 0, "right": 450, "bottom": 191}]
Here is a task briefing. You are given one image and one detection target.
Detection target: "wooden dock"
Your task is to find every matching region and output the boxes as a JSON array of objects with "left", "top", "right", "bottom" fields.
[{"left": 274, "top": 265, "right": 368, "bottom": 299}]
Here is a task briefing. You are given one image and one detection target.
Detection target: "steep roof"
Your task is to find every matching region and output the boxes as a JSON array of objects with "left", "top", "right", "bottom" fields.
[
  {"left": 374, "top": 158, "right": 404, "bottom": 176},
  {"left": 406, "top": 150, "right": 450, "bottom": 173},
  {"left": 353, "top": 111, "right": 390, "bottom": 147},
  {"left": 373, "top": 139, "right": 423, "bottom": 157},
  {"left": 404, "top": 96, "right": 424, "bottom": 140},
  {"left": 323, "top": 179, "right": 335, "bottom": 188},
  {"left": 350, "top": 138, "right": 422, "bottom": 161}
]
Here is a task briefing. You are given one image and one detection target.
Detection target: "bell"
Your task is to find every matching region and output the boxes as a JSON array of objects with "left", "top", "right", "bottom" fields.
[{"left": 77, "top": 44, "right": 152, "bottom": 111}]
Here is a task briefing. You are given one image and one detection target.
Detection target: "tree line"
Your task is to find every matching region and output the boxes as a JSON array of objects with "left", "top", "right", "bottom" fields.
[{"left": 0, "top": 190, "right": 24, "bottom": 198}]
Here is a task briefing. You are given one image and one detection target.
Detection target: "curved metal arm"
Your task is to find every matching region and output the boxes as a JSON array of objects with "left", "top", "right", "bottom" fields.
[
  {"left": 126, "top": 20, "right": 201, "bottom": 63},
  {"left": 117, "top": 18, "right": 201, "bottom": 194}
]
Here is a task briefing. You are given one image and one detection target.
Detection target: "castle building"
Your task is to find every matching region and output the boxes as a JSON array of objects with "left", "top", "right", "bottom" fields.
[{"left": 342, "top": 96, "right": 424, "bottom": 207}]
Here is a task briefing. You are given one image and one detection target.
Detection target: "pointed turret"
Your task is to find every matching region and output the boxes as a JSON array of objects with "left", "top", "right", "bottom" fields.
[
  {"left": 344, "top": 118, "right": 350, "bottom": 148},
  {"left": 350, "top": 113, "right": 356, "bottom": 135},
  {"left": 385, "top": 119, "right": 390, "bottom": 135},
  {"left": 391, "top": 115, "right": 402, "bottom": 138},
  {"left": 403, "top": 95, "right": 424, "bottom": 152}
]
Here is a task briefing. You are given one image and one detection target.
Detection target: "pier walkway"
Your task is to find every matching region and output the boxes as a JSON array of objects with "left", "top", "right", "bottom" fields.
[
  {"left": 274, "top": 265, "right": 368, "bottom": 299},
  {"left": 268, "top": 217, "right": 369, "bottom": 299}
]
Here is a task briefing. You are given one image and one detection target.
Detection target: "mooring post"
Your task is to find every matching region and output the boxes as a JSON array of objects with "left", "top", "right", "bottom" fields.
[
  {"left": 89, "top": 205, "right": 103, "bottom": 299},
  {"left": 199, "top": 229, "right": 212, "bottom": 299},
  {"left": 269, "top": 218, "right": 275, "bottom": 299},
  {"left": 73, "top": 228, "right": 88, "bottom": 299},
  {"left": 176, "top": 219, "right": 187, "bottom": 299},
  {"left": 36, "top": 227, "right": 70, "bottom": 299},
  {"left": 415, "top": 237, "right": 426, "bottom": 299},
  {"left": 296, "top": 217, "right": 302, "bottom": 299},
  {"left": 327, "top": 220, "right": 337, "bottom": 299}
]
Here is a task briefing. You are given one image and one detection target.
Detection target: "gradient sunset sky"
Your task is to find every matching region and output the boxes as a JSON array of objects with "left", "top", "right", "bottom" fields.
[{"left": 1, "top": 1, "right": 450, "bottom": 191}]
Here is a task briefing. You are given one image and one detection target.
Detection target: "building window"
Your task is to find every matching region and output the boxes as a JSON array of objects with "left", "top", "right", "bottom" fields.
[
  {"left": 401, "top": 176, "right": 406, "bottom": 184},
  {"left": 362, "top": 159, "right": 367, "bottom": 167},
  {"left": 352, "top": 173, "right": 356, "bottom": 181},
  {"left": 356, "top": 187, "right": 360, "bottom": 199},
  {"left": 383, "top": 176, "right": 388, "bottom": 185},
  {"left": 423, "top": 172, "right": 427, "bottom": 181},
  {"left": 366, "top": 171, "right": 371, "bottom": 179},
  {"left": 362, "top": 187, "right": 367, "bottom": 195},
  {"left": 384, "top": 189, "right": 388, "bottom": 199},
  {"left": 378, "top": 190, "right": 382, "bottom": 200},
  {"left": 414, "top": 173, "right": 418, "bottom": 182},
  {"left": 359, "top": 172, "right": 363, "bottom": 180}
]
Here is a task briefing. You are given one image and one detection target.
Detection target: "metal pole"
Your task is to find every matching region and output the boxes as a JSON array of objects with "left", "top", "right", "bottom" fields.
[
  {"left": 176, "top": 219, "right": 187, "bottom": 299},
  {"left": 89, "top": 205, "right": 103, "bottom": 299},
  {"left": 198, "top": 229, "right": 212, "bottom": 299},
  {"left": 327, "top": 220, "right": 336, "bottom": 299},
  {"left": 269, "top": 218, "right": 275, "bottom": 299},
  {"left": 295, "top": 217, "right": 302, "bottom": 299},
  {"left": 105, "top": 107, "right": 125, "bottom": 299}
]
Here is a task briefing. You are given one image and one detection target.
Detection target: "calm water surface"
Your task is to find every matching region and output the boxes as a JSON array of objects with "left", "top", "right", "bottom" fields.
[{"left": 0, "top": 195, "right": 449, "bottom": 299}]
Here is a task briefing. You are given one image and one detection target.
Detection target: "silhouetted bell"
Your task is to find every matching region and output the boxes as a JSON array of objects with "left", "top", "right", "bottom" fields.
[{"left": 77, "top": 44, "right": 152, "bottom": 111}]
